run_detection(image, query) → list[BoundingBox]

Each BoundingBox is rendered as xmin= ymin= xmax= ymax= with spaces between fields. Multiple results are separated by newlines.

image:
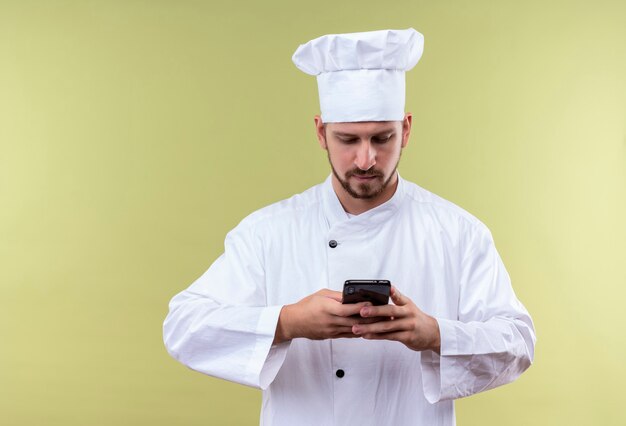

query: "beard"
xmin=327 ymin=151 xmax=401 ymax=200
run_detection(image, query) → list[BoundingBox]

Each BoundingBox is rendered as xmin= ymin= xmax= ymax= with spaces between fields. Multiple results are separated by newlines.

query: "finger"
xmin=352 ymin=318 xmax=411 ymax=335
xmin=333 ymin=301 xmax=372 ymax=317
xmin=331 ymin=315 xmax=370 ymax=327
xmin=360 ymin=304 xmax=403 ymax=319
xmin=361 ymin=330 xmax=407 ymax=342
xmin=317 ymin=289 xmax=343 ymax=302
xmin=354 ymin=316 xmax=386 ymax=324
xmin=390 ymin=286 xmax=409 ymax=306
xmin=331 ymin=326 xmax=358 ymax=336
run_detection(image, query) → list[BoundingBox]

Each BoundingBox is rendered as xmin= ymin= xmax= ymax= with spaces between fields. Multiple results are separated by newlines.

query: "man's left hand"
xmin=352 ymin=285 xmax=441 ymax=354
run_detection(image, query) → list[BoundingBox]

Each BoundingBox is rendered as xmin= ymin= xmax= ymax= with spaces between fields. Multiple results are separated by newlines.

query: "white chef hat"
xmin=292 ymin=28 xmax=424 ymax=123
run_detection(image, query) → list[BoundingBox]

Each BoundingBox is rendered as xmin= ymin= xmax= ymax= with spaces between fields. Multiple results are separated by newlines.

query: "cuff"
xmin=420 ymin=317 xmax=458 ymax=403
xmin=246 ymin=305 xmax=291 ymax=389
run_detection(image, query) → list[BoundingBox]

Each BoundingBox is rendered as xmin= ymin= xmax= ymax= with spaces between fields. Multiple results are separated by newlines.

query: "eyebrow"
xmin=332 ymin=130 xmax=396 ymax=138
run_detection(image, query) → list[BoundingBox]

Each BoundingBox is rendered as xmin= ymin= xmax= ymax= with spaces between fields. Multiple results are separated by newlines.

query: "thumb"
xmin=390 ymin=285 xmax=409 ymax=306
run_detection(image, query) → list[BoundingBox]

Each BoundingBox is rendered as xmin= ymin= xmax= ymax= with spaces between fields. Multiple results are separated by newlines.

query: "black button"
xmin=335 ymin=369 xmax=345 ymax=378
xmin=329 ymin=240 xmax=338 ymax=248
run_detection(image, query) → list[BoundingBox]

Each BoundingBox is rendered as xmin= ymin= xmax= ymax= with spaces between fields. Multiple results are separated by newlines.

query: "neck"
xmin=332 ymin=172 xmax=399 ymax=215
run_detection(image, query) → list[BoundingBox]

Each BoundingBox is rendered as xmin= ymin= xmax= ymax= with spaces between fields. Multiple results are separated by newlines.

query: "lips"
xmin=351 ymin=174 xmax=379 ymax=181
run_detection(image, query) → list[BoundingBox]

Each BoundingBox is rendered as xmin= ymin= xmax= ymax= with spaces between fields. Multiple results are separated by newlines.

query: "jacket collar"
xmin=321 ymin=170 xmax=406 ymax=229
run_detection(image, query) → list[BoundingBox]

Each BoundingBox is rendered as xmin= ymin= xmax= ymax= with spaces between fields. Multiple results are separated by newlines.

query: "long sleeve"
xmin=162 ymin=218 xmax=290 ymax=389
xmin=420 ymin=220 xmax=536 ymax=403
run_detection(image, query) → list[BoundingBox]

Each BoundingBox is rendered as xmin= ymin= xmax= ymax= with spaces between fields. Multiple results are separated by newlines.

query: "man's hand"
xmin=351 ymin=286 xmax=441 ymax=354
xmin=273 ymin=289 xmax=375 ymax=344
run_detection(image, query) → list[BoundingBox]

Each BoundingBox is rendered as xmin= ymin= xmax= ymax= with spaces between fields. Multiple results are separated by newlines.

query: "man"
xmin=163 ymin=28 xmax=536 ymax=425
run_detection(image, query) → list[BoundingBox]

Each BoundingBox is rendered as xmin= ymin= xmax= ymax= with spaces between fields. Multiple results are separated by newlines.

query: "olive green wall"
xmin=1 ymin=0 xmax=624 ymax=424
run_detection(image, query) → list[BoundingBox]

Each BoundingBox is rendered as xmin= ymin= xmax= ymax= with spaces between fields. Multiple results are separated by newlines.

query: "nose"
xmin=354 ymin=141 xmax=376 ymax=171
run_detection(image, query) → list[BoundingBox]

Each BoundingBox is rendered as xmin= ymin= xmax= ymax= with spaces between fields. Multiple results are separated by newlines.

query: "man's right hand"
xmin=273 ymin=289 xmax=373 ymax=344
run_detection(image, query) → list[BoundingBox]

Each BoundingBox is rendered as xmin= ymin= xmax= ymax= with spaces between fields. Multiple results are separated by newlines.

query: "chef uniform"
xmin=163 ymin=28 xmax=536 ymax=426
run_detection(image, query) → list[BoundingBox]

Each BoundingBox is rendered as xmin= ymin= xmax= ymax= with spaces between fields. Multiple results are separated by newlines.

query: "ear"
xmin=401 ymin=112 xmax=412 ymax=149
xmin=314 ymin=115 xmax=328 ymax=150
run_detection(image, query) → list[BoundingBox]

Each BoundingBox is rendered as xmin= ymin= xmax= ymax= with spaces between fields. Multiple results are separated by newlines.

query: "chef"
xmin=163 ymin=28 xmax=536 ymax=426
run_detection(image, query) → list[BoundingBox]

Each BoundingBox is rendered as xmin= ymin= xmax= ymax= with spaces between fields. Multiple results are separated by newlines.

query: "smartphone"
xmin=342 ymin=280 xmax=390 ymax=305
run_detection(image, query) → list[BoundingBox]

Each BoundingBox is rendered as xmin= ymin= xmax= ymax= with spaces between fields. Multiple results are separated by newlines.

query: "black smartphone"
xmin=342 ymin=280 xmax=390 ymax=305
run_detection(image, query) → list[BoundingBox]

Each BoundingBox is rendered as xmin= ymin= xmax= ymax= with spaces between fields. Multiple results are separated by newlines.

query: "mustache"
xmin=347 ymin=169 xmax=383 ymax=178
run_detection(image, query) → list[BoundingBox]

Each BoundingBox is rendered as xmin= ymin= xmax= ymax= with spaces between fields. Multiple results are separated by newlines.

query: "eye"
xmin=339 ymin=138 xmax=358 ymax=144
xmin=373 ymin=135 xmax=392 ymax=144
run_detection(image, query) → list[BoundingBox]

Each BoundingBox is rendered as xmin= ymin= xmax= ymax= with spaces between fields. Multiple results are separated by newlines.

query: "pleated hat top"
xmin=292 ymin=28 xmax=424 ymax=123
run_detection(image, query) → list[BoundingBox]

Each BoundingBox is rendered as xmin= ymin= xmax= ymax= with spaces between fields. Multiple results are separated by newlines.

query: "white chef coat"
xmin=163 ymin=172 xmax=536 ymax=426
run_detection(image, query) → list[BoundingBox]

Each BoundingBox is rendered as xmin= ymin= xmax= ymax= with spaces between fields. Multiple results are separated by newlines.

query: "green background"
xmin=1 ymin=0 xmax=624 ymax=424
